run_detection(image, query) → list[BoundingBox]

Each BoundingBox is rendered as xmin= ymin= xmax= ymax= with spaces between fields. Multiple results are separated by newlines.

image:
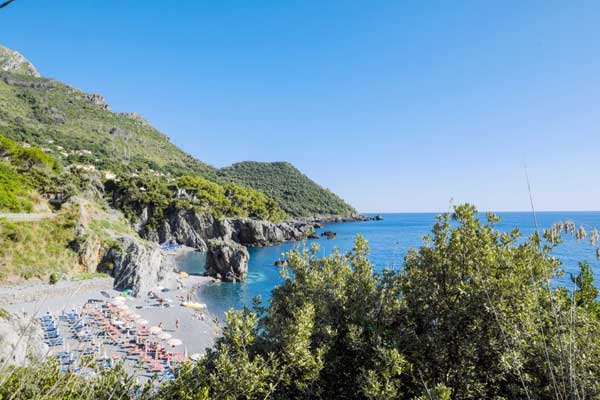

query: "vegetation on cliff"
xmin=107 ymin=173 xmax=288 ymax=227
xmin=219 ymin=161 xmax=356 ymax=217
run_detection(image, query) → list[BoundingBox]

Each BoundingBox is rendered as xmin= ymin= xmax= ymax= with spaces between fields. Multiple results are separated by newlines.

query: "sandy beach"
xmin=0 ymin=248 xmax=219 ymax=379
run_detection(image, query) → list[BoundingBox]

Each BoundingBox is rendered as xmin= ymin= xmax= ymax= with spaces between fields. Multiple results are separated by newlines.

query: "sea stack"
xmin=205 ymin=239 xmax=249 ymax=282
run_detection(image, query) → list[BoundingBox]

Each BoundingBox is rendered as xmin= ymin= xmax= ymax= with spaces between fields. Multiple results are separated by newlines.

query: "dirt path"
xmin=0 ymin=212 xmax=54 ymax=222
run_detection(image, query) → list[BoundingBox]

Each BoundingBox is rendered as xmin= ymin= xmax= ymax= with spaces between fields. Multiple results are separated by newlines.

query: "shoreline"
xmin=0 ymin=267 xmax=219 ymax=370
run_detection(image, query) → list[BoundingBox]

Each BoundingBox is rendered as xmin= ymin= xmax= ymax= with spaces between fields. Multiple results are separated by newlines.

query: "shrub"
xmin=48 ymin=272 xmax=59 ymax=285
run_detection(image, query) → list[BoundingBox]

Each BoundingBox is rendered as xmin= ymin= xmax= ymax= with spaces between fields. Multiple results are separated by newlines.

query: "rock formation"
xmin=321 ymin=230 xmax=337 ymax=239
xmin=0 ymin=45 xmax=40 ymax=77
xmin=0 ymin=313 xmax=47 ymax=366
xmin=138 ymin=208 xmax=311 ymax=250
xmin=100 ymin=235 xmax=177 ymax=296
xmin=205 ymin=239 xmax=249 ymax=282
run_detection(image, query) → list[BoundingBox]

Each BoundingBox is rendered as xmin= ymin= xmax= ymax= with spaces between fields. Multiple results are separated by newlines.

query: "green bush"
xmin=158 ymin=205 xmax=600 ymax=399
xmin=108 ymin=173 xmax=288 ymax=225
xmin=0 ymin=163 xmax=34 ymax=212
xmin=48 ymin=272 xmax=59 ymax=285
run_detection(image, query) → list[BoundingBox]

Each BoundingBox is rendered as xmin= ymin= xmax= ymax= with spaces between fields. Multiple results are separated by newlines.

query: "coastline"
xmin=0 ymin=255 xmax=219 ymax=367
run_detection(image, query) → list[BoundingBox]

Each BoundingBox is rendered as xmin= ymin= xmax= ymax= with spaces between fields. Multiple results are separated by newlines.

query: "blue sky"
xmin=1 ymin=1 xmax=599 ymax=212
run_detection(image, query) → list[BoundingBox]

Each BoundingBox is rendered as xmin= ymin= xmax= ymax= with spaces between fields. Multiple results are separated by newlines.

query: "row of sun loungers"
xmin=38 ymin=300 xmax=186 ymax=381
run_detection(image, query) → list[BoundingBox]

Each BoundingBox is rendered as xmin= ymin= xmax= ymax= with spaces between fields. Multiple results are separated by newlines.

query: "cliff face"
xmin=0 ymin=314 xmax=47 ymax=366
xmin=205 ymin=239 xmax=249 ymax=282
xmin=0 ymin=45 xmax=40 ymax=77
xmin=137 ymin=207 xmax=312 ymax=250
xmin=97 ymin=236 xmax=177 ymax=296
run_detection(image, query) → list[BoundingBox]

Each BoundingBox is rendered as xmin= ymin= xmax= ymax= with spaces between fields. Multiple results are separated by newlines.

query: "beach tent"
xmin=168 ymin=338 xmax=183 ymax=347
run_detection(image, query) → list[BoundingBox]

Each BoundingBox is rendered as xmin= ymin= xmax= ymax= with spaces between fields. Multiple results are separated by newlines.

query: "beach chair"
xmin=149 ymin=363 xmax=164 ymax=373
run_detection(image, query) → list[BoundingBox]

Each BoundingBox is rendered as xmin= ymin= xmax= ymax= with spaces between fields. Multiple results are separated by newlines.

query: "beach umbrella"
xmin=136 ymin=319 xmax=149 ymax=325
xmin=113 ymin=320 xmax=124 ymax=326
xmin=167 ymin=338 xmax=182 ymax=347
xmin=159 ymin=332 xmax=172 ymax=340
xmin=113 ymin=296 xmax=125 ymax=303
xmin=190 ymin=353 xmax=202 ymax=361
xmin=149 ymin=326 xmax=162 ymax=334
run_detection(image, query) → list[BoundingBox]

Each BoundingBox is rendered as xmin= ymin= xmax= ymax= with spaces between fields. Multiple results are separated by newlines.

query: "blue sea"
xmin=176 ymin=212 xmax=600 ymax=318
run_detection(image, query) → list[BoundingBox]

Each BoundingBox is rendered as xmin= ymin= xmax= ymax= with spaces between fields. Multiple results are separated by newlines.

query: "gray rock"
xmin=102 ymin=236 xmax=176 ymax=296
xmin=0 ymin=313 xmax=47 ymax=366
xmin=0 ymin=45 xmax=40 ymax=77
xmin=85 ymin=93 xmax=110 ymax=110
xmin=141 ymin=209 xmax=310 ymax=249
xmin=205 ymin=239 xmax=249 ymax=282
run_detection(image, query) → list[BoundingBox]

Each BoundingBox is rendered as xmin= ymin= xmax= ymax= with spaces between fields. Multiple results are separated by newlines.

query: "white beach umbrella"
xmin=167 ymin=338 xmax=183 ymax=347
xmin=159 ymin=332 xmax=172 ymax=340
xmin=112 ymin=297 xmax=125 ymax=303
xmin=136 ymin=319 xmax=149 ymax=326
xmin=190 ymin=353 xmax=202 ymax=361
xmin=149 ymin=326 xmax=162 ymax=334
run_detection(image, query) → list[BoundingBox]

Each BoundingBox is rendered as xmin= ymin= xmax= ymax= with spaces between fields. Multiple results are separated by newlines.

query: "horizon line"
xmin=360 ymin=210 xmax=600 ymax=214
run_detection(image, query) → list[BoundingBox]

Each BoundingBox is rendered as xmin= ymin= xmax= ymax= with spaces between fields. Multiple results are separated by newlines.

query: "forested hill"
xmin=219 ymin=161 xmax=356 ymax=217
xmin=0 ymin=45 xmax=356 ymax=217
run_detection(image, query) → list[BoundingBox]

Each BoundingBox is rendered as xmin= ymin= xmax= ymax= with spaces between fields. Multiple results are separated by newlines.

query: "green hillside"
xmin=0 ymin=71 xmax=215 ymax=178
xmin=0 ymin=45 xmax=357 ymax=218
xmin=219 ymin=161 xmax=356 ymax=217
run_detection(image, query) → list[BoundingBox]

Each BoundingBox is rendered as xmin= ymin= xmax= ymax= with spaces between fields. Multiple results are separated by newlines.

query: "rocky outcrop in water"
xmin=205 ymin=239 xmax=249 ymax=282
xmin=100 ymin=235 xmax=177 ymax=296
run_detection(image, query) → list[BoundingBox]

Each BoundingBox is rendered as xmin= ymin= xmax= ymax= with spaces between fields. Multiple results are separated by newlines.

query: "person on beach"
xmin=175 ymin=319 xmax=180 ymax=330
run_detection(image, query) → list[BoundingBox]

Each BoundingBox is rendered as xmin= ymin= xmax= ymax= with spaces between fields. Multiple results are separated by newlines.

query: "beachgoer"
xmin=175 ymin=319 xmax=180 ymax=329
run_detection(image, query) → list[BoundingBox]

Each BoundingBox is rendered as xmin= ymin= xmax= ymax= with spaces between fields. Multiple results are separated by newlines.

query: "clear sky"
xmin=1 ymin=1 xmax=599 ymax=212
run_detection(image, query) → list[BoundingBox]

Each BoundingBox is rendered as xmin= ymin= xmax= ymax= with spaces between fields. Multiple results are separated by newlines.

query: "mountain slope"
xmin=0 ymin=72 xmax=215 ymax=178
xmin=219 ymin=161 xmax=356 ymax=217
xmin=0 ymin=45 xmax=356 ymax=218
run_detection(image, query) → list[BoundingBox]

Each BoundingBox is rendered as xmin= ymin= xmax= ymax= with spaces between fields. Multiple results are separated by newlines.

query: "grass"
xmin=0 ymin=207 xmax=80 ymax=281
xmin=71 ymin=272 xmax=110 ymax=281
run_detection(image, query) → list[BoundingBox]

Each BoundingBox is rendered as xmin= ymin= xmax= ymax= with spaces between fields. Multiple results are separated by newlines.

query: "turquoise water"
xmin=177 ymin=212 xmax=600 ymax=317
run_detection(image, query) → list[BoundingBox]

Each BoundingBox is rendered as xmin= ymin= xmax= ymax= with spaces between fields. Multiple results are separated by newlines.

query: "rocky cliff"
xmin=0 ymin=45 xmax=40 ymax=77
xmin=205 ymin=239 xmax=249 ymax=282
xmin=0 ymin=314 xmax=47 ymax=366
xmin=138 ymin=207 xmax=312 ymax=250
xmin=97 ymin=235 xmax=177 ymax=296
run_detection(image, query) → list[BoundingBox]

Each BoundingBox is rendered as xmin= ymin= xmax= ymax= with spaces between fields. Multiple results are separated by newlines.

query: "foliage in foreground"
xmin=159 ymin=205 xmax=600 ymax=399
xmin=3 ymin=205 xmax=600 ymax=399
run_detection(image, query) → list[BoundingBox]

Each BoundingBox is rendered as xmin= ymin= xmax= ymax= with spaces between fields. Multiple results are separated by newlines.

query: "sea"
xmin=175 ymin=212 xmax=600 ymax=318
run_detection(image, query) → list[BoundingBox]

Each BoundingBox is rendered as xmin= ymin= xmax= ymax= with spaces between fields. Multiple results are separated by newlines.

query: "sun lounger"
xmin=149 ymin=363 xmax=164 ymax=373
xmin=45 ymin=337 xmax=65 ymax=346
